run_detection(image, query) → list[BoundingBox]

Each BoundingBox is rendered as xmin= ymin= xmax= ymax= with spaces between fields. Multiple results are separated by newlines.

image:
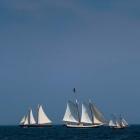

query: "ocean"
xmin=0 ymin=125 xmax=139 ymax=140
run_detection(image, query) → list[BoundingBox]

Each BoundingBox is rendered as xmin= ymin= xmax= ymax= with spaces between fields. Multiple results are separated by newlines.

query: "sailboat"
xmin=63 ymin=100 xmax=106 ymax=128
xmin=109 ymin=120 xmax=122 ymax=129
xmin=19 ymin=105 xmax=52 ymax=127
xmin=109 ymin=115 xmax=128 ymax=129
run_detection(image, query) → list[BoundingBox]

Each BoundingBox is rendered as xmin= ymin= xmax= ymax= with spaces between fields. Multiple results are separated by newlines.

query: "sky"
xmin=0 ymin=0 xmax=140 ymax=124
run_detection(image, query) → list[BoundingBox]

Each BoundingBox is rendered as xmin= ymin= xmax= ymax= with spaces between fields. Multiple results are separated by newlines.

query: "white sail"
xmin=37 ymin=105 xmax=52 ymax=124
xmin=20 ymin=116 xmax=26 ymax=124
xmin=24 ymin=115 xmax=29 ymax=125
xmin=81 ymin=103 xmax=92 ymax=124
xmin=29 ymin=109 xmax=36 ymax=124
xmin=116 ymin=121 xmax=121 ymax=127
xmin=122 ymin=118 xmax=128 ymax=126
xmin=91 ymin=103 xmax=105 ymax=124
xmin=109 ymin=120 xmax=115 ymax=127
xmin=63 ymin=100 xmax=79 ymax=123
xmin=121 ymin=121 xmax=126 ymax=127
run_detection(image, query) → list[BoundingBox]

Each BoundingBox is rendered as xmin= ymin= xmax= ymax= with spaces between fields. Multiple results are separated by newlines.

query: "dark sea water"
xmin=0 ymin=125 xmax=139 ymax=140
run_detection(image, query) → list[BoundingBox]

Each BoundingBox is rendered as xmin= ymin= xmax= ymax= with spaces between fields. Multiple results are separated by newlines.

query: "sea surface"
xmin=0 ymin=125 xmax=139 ymax=140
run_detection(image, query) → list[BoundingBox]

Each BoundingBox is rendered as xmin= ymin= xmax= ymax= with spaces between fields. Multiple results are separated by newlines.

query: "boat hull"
xmin=112 ymin=127 xmax=125 ymax=129
xmin=109 ymin=125 xmax=128 ymax=129
xmin=19 ymin=124 xmax=52 ymax=128
xmin=64 ymin=123 xmax=103 ymax=128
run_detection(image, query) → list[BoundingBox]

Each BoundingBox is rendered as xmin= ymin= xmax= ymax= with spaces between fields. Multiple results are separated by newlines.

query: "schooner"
xmin=109 ymin=115 xmax=128 ymax=129
xmin=63 ymin=100 xmax=106 ymax=128
xmin=19 ymin=105 xmax=52 ymax=127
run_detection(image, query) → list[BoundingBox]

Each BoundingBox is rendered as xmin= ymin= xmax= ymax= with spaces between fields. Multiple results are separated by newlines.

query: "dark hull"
xmin=110 ymin=126 xmax=126 ymax=129
xmin=19 ymin=124 xmax=52 ymax=128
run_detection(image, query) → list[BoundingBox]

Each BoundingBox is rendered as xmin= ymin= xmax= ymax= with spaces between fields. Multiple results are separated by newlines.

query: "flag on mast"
xmin=73 ymin=88 xmax=78 ymax=103
xmin=73 ymin=88 xmax=76 ymax=93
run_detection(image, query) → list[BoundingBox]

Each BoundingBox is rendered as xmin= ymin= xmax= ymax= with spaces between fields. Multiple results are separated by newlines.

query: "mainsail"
xmin=81 ymin=102 xmax=92 ymax=124
xmin=90 ymin=103 xmax=105 ymax=124
xmin=63 ymin=100 xmax=79 ymax=123
xmin=37 ymin=105 xmax=52 ymax=124
xmin=29 ymin=109 xmax=36 ymax=125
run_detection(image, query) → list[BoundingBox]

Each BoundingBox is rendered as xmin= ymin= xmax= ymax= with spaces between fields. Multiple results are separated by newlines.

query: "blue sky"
xmin=0 ymin=0 xmax=140 ymax=124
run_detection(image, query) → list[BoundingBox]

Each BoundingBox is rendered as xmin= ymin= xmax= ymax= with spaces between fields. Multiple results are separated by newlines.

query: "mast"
xmin=37 ymin=104 xmax=40 ymax=124
xmin=73 ymin=88 xmax=80 ymax=124
xmin=119 ymin=114 xmax=123 ymax=126
xmin=89 ymin=100 xmax=94 ymax=124
xmin=24 ymin=115 xmax=29 ymax=125
xmin=28 ymin=108 xmax=30 ymax=124
xmin=29 ymin=108 xmax=36 ymax=125
xmin=81 ymin=102 xmax=92 ymax=124
xmin=76 ymin=100 xmax=80 ymax=124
